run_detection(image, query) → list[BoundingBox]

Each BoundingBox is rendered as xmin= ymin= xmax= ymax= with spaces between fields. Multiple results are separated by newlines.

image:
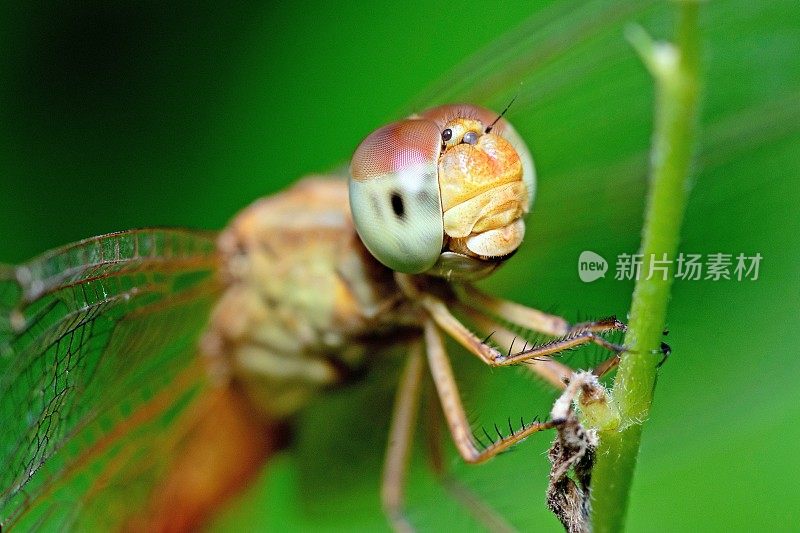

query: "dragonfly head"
xmin=349 ymin=103 xmax=535 ymax=280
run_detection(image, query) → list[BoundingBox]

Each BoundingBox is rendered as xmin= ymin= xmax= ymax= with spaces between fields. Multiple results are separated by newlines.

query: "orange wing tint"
xmin=0 ymin=229 xmax=228 ymax=530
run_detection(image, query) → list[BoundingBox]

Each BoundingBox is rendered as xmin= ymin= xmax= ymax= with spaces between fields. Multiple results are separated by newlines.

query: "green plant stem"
xmin=591 ymin=3 xmax=701 ymax=531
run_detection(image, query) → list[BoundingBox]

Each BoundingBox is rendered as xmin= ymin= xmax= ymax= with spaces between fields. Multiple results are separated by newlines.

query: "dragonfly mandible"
xmin=0 ymin=101 xmax=625 ymax=531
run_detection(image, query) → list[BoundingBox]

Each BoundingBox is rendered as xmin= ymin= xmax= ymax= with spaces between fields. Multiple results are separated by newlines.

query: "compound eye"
xmin=463 ymin=131 xmax=478 ymax=145
xmin=441 ymin=128 xmax=453 ymax=142
xmin=348 ymin=118 xmax=445 ymax=274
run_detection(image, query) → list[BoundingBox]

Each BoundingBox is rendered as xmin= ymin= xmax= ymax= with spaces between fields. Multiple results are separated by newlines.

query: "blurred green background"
xmin=1 ymin=0 xmax=798 ymax=531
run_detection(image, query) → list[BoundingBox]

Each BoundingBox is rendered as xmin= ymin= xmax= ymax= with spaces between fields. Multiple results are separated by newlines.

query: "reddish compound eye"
xmin=348 ymin=104 xmax=536 ymax=280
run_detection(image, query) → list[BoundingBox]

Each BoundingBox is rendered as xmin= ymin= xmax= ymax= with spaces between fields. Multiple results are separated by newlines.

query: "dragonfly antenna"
xmin=485 ymin=93 xmax=519 ymax=134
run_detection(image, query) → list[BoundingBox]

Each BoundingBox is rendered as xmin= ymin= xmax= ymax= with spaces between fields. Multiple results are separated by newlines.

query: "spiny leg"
xmin=459 ymin=300 xmax=624 ymax=412
xmin=459 ymin=303 xmax=624 ymax=401
xmin=501 ymin=331 xmax=624 ymax=366
xmin=458 ymin=303 xmax=572 ymax=390
xmin=457 ymin=286 xmax=570 ymax=337
xmin=455 ymin=287 xmax=672 ymax=377
xmin=423 ymin=319 xmax=555 ymax=464
xmin=381 ymin=342 xmax=424 ymax=533
xmin=590 ymin=338 xmax=672 ymax=378
xmin=458 ymin=285 xmax=628 ymax=339
xmin=423 ymin=382 xmax=518 ymax=533
xmin=457 ymin=285 xmax=637 ymax=378
xmin=421 ymin=293 xmax=625 ymax=368
xmin=456 ymin=302 xmax=625 ymax=394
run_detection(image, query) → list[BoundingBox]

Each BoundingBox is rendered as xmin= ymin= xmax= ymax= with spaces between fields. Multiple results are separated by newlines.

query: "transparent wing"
xmin=0 ymin=229 xmax=220 ymax=530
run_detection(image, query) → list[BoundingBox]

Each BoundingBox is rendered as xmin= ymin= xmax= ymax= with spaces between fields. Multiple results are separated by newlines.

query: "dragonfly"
xmin=0 ymin=3 xmax=661 ymax=531
xmin=0 ymin=101 xmax=627 ymax=531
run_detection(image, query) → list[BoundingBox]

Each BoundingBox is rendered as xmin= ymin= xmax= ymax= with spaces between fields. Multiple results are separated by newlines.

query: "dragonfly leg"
xmin=459 ymin=303 xmax=626 ymax=384
xmin=458 ymin=285 xmax=571 ymax=337
xmin=424 ymin=319 xmax=556 ymax=464
xmin=455 ymin=286 xmax=669 ymax=379
xmin=381 ymin=342 xmax=424 ymax=533
xmin=458 ymin=285 xmax=628 ymax=339
xmin=568 ymin=315 xmax=627 ymax=335
xmin=422 ymin=294 xmax=624 ymax=368
xmin=423 ymin=383 xmax=517 ymax=533
xmin=457 ymin=303 xmax=572 ymax=389
xmin=592 ymin=353 xmax=621 ymax=378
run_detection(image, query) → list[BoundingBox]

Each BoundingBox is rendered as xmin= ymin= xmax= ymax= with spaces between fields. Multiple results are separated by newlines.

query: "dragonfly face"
xmin=349 ymin=104 xmax=535 ymax=279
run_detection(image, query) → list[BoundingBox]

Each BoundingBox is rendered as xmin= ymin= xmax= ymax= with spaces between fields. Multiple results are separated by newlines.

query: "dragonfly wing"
xmin=0 ymin=228 xmax=220 ymax=530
